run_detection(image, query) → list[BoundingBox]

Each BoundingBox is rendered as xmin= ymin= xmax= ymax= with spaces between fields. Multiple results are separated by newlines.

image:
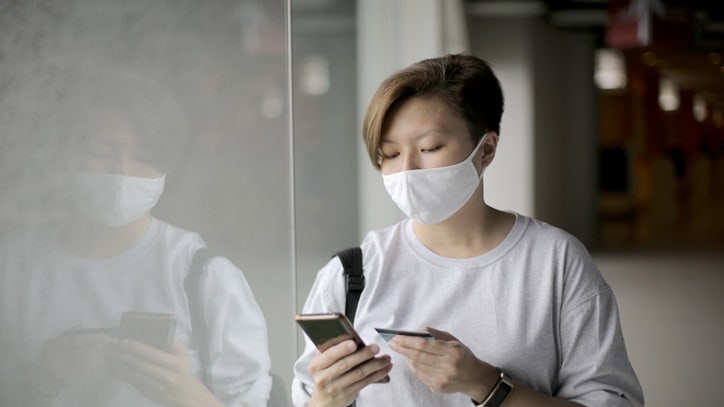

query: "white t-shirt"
xmin=0 ymin=218 xmax=271 ymax=406
xmin=292 ymin=213 xmax=644 ymax=407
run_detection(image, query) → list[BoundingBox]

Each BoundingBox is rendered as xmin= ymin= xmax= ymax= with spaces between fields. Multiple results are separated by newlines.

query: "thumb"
xmin=423 ymin=327 xmax=458 ymax=341
xmin=167 ymin=339 xmax=188 ymax=354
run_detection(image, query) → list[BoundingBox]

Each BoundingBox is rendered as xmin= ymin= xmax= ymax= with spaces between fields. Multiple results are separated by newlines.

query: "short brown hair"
xmin=362 ymin=53 xmax=504 ymax=169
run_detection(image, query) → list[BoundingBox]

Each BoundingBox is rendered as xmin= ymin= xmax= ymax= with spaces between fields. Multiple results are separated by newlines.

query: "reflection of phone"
xmin=119 ymin=311 xmax=176 ymax=350
xmin=295 ymin=313 xmax=365 ymax=352
xmin=374 ymin=328 xmax=434 ymax=343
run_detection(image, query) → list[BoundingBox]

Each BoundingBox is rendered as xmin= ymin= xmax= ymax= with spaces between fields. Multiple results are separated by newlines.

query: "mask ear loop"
xmin=480 ymin=135 xmax=488 ymax=158
xmin=475 ymin=133 xmax=489 ymax=154
xmin=475 ymin=133 xmax=491 ymax=180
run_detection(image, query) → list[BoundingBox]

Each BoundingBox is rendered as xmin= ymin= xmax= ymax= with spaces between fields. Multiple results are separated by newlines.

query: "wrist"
xmin=307 ymin=393 xmax=329 ymax=407
xmin=471 ymin=369 xmax=514 ymax=407
xmin=467 ymin=361 xmax=499 ymax=402
xmin=308 ymin=391 xmax=345 ymax=407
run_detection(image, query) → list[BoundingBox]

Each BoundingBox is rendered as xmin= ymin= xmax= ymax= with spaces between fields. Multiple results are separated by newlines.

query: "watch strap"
xmin=472 ymin=370 xmax=514 ymax=407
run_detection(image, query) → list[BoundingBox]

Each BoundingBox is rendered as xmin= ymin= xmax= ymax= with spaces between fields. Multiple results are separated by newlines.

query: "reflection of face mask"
xmin=71 ymin=172 xmax=165 ymax=227
xmin=382 ymin=135 xmax=487 ymax=224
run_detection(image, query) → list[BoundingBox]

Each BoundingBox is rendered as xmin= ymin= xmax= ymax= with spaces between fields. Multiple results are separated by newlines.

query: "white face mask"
xmin=382 ymin=135 xmax=488 ymax=224
xmin=70 ymin=172 xmax=166 ymax=227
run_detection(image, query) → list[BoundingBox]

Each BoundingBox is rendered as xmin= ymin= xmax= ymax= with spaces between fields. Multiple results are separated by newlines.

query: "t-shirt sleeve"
xmin=557 ymin=284 xmax=644 ymax=407
xmin=291 ymin=257 xmax=346 ymax=407
xmin=200 ymin=257 xmax=272 ymax=406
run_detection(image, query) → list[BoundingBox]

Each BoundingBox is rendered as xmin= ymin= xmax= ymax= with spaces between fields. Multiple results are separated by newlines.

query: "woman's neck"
xmin=61 ymin=215 xmax=151 ymax=259
xmin=412 ymin=200 xmax=514 ymax=259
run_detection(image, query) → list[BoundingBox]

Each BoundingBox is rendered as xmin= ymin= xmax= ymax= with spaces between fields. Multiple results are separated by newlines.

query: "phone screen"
xmin=119 ymin=311 xmax=177 ymax=350
xmin=295 ymin=313 xmax=365 ymax=352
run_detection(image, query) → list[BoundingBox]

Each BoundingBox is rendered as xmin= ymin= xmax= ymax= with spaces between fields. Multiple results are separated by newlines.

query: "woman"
xmin=292 ymin=54 xmax=644 ymax=407
xmin=0 ymin=68 xmax=271 ymax=407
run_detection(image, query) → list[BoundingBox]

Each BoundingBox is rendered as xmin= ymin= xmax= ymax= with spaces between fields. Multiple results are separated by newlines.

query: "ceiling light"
xmin=300 ymin=55 xmax=331 ymax=96
xmin=594 ymin=49 xmax=627 ymax=90
xmin=658 ymin=78 xmax=679 ymax=112
xmin=693 ymin=94 xmax=707 ymax=122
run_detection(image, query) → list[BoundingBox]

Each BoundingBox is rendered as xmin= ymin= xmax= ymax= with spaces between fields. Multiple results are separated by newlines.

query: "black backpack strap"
xmin=184 ymin=247 xmax=221 ymax=387
xmin=333 ymin=246 xmax=363 ymax=407
xmin=334 ymin=247 xmax=364 ymax=323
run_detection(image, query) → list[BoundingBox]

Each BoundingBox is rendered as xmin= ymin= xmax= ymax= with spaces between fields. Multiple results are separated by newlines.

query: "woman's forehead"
xmin=381 ymin=96 xmax=467 ymax=142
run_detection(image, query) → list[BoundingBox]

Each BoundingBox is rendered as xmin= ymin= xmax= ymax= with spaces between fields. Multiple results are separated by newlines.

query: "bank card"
xmin=374 ymin=327 xmax=434 ymax=342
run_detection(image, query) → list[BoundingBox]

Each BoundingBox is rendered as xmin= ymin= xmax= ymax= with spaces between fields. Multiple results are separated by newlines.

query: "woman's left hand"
xmin=105 ymin=339 xmax=223 ymax=407
xmin=388 ymin=327 xmax=498 ymax=401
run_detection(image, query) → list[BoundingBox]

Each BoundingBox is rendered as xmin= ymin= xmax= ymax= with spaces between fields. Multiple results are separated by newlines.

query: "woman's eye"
xmin=382 ymin=152 xmax=399 ymax=159
xmin=421 ymin=145 xmax=442 ymax=153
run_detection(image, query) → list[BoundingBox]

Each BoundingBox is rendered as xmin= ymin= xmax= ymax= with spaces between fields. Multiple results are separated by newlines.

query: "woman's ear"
xmin=480 ymin=132 xmax=498 ymax=166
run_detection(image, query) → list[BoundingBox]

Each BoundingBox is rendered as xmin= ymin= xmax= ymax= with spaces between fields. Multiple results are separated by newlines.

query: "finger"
xmin=310 ymin=343 xmax=389 ymax=400
xmin=389 ymin=335 xmax=441 ymax=356
xmin=312 ymin=340 xmax=373 ymax=371
xmin=389 ymin=338 xmax=459 ymax=371
xmin=352 ymin=357 xmax=393 ymax=389
xmin=326 ymin=347 xmax=387 ymax=386
xmin=388 ymin=339 xmax=435 ymax=365
xmin=106 ymin=345 xmax=188 ymax=391
xmin=112 ymin=339 xmax=180 ymax=369
xmin=425 ymin=327 xmax=457 ymax=341
xmin=109 ymin=361 xmax=172 ymax=400
xmin=310 ymin=343 xmax=381 ymax=390
xmin=329 ymin=355 xmax=393 ymax=394
xmin=106 ymin=343 xmax=184 ymax=388
xmin=167 ymin=340 xmax=189 ymax=355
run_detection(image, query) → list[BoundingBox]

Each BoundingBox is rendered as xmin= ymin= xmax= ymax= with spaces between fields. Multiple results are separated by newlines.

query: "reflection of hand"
xmin=105 ymin=339 xmax=224 ymax=407
xmin=308 ymin=340 xmax=392 ymax=407
xmin=36 ymin=329 xmax=113 ymax=390
xmin=388 ymin=327 xmax=498 ymax=401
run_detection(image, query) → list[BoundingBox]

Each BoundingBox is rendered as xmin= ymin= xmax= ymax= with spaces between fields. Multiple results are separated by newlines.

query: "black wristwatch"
xmin=471 ymin=370 xmax=514 ymax=407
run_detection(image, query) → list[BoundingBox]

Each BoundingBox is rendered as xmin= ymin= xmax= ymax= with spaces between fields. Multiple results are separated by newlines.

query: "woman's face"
xmin=379 ymin=96 xmax=479 ymax=175
xmin=70 ymin=111 xmax=163 ymax=178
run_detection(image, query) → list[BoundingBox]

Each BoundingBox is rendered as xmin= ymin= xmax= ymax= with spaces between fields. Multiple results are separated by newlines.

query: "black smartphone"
xmin=295 ymin=312 xmax=365 ymax=352
xmin=118 ymin=311 xmax=177 ymax=350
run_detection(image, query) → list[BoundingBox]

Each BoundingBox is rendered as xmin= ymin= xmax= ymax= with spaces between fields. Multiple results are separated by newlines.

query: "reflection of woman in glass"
xmin=292 ymin=54 xmax=643 ymax=407
xmin=0 ymin=69 xmax=271 ymax=406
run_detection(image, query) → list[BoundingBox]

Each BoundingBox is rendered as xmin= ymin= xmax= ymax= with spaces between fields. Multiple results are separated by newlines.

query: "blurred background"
xmin=1 ymin=0 xmax=722 ymax=406
xmin=293 ymin=1 xmax=724 ymax=406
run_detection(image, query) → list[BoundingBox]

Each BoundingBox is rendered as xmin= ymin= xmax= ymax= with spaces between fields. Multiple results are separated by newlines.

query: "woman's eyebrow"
xmin=382 ymin=130 xmax=445 ymax=144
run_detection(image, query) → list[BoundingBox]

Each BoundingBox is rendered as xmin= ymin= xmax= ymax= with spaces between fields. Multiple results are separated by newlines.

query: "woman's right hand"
xmin=308 ymin=339 xmax=392 ymax=407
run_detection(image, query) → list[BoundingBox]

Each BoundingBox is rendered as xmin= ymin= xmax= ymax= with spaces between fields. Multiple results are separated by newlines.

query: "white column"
xmin=469 ymin=18 xmax=536 ymax=217
xmin=356 ymin=0 xmax=467 ymax=237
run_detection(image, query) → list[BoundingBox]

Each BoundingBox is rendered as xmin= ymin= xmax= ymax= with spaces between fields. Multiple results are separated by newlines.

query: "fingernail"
xmin=369 ymin=344 xmax=380 ymax=353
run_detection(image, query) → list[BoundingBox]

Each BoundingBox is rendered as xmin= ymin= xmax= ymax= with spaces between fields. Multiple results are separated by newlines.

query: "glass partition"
xmin=1 ymin=1 xmax=293 ymax=406
xmin=291 ymin=0 xmax=359 ymax=323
